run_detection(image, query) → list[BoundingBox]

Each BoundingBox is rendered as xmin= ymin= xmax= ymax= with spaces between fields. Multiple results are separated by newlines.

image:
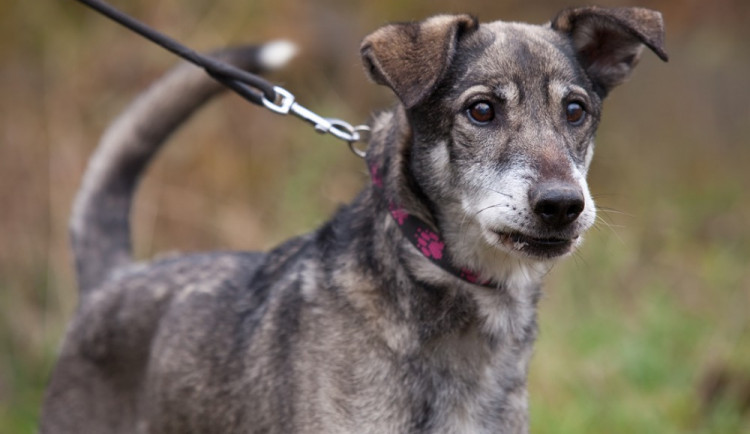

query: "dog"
xmin=41 ymin=6 xmax=667 ymax=433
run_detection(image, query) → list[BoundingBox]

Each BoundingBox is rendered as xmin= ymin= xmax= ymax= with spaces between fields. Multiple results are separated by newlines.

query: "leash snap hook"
xmin=322 ymin=119 xmax=370 ymax=158
xmin=262 ymin=86 xmax=346 ymax=138
xmin=262 ymin=86 xmax=369 ymax=157
xmin=261 ymin=86 xmax=295 ymax=114
xmin=347 ymin=125 xmax=370 ymax=158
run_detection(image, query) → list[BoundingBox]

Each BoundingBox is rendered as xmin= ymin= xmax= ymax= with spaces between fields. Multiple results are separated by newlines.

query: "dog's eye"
xmin=467 ymin=101 xmax=495 ymax=124
xmin=566 ymin=102 xmax=586 ymax=126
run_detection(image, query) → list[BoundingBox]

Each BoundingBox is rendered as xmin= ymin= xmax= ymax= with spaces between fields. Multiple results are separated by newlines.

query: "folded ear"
xmin=551 ymin=7 xmax=668 ymax=97
xmin=361 ymin=15 xmax=478 ymax=108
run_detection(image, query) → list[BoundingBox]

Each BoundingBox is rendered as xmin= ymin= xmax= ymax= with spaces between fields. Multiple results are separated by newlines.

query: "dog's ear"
xmin=551 ymin=7 xmax=668 ymax=97
xmin=361 ymin=15 xmax=478 ymax=108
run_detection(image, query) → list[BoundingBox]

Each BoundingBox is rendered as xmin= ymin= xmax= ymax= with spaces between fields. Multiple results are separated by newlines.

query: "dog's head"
xmin=361 ymin=8 xmax=667 ymax=279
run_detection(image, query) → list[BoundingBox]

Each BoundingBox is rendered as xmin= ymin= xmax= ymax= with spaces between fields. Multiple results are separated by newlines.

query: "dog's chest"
xmin=332 ymin=277 xmax=539 ymax=432
xmin=434 ymin=338 xmax=532 ymax=433
xmin=349 ymin=331 xmax=533 ymax=433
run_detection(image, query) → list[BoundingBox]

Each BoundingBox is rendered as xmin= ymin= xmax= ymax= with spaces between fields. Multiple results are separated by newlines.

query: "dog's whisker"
xmin=595 ymin=213 xmax=626 ymax=230
xmin=482 ymin=186 xmax=514 ymax=199
xmin=475 ymin=202 xmax=512 ymax=217
xmin=570 ymin=250 xmax=588 ymax=270
xmin=596 ymin=205 xmax=632 ymax=218
xmin=594 ymin=215 xmax=625 ymax=245
xmin=577 ymin=249 xmax=588 ymax=265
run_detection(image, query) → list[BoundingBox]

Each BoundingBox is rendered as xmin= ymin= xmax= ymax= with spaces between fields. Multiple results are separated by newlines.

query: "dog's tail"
xmin=70 ymin=41 xmax=297 ymax=295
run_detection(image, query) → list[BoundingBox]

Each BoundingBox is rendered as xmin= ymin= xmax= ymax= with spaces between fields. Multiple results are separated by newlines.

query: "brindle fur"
xmin=41 ymin=7 xmax=667 ymax=433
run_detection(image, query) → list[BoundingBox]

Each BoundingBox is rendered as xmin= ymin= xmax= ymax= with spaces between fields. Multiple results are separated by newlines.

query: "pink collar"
xmin=370 ymin=163 xmax=498 ymax=288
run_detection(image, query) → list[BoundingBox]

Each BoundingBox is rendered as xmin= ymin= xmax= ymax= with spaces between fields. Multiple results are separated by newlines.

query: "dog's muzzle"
xmin=492 ymin=181 xmax=585 ymax=259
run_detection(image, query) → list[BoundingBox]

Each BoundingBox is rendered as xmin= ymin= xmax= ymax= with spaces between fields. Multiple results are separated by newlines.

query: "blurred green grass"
xmin=2 ymin=0 xmax=749 ymax=432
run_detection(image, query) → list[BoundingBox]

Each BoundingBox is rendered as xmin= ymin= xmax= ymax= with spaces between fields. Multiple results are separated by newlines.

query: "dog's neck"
xmin=368 ymin=160 xmax=496 ymax=287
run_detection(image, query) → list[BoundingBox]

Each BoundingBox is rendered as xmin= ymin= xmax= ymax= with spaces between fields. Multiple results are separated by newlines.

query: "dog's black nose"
xmin=529 ymin=183 xmax=585 ymax=229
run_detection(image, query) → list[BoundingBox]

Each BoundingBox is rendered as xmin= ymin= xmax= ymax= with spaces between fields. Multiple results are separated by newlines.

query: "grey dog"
xmin=41 ymin=6 xmax=667 ymax=433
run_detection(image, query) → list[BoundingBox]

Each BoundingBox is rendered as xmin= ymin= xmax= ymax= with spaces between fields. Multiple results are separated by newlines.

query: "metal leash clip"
xmin=263 ymin=86 xmax=370 ymax=157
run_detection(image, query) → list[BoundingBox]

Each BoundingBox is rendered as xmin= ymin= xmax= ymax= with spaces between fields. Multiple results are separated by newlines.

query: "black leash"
xmin=73 ymin=0 xmax=369 ymax=150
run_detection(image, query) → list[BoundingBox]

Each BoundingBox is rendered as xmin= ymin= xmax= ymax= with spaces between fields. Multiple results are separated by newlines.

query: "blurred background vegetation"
xmin=1 ymin=0 xmax=749 ymax=432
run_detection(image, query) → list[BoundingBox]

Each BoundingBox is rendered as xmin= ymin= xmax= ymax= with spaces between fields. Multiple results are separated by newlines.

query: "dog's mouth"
xmin=493 ymin=231 xmax=578 ymax=259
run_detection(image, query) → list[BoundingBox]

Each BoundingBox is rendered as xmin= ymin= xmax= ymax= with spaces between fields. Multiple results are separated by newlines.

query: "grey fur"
xmin=41 ymin=7 xmax=666 ymax=433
